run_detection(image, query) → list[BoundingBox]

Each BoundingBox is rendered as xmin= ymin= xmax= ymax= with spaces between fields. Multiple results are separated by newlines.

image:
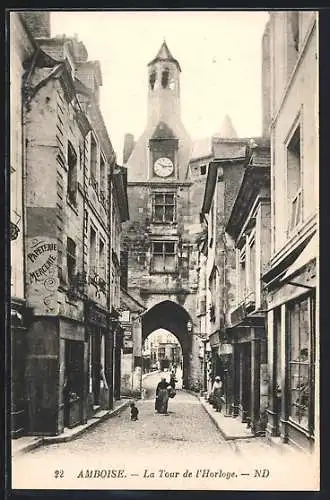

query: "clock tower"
xmin=122 ymin=42 xmax=201 ymax=394
xmin=124 ymin=41 xmax=192 ymax=182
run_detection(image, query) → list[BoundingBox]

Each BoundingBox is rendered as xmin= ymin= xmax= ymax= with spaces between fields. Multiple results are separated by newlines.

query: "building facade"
xmin=262 ymin=11 xmax=318 ymax=451
xmin=10 ymin=12 xmax=36 ymax=438
xmin=199 ymin=135 xmax=250 ymax=405
xmin=225 ymin=140 xmax=271 ymax=434
xmin=11 ymin=14 xmax=128 ymax=436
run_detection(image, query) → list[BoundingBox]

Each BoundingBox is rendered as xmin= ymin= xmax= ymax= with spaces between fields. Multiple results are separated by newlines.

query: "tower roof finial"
xmin=148 ymin=40 xmax=181 ymax=72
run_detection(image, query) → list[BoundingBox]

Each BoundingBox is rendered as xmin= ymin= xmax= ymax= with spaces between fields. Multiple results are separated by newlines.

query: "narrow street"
xmin=13 ymin=372 xmax=230 ymax=466
xmin=12 ymin=371 xmax=312 ymax=490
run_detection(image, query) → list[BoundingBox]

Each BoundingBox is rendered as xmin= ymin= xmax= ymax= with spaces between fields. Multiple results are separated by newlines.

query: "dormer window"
xmin=150 ymin=70 xmax=156 ymax=90
xmin=161 ymin=68 xmax=170 ymax=88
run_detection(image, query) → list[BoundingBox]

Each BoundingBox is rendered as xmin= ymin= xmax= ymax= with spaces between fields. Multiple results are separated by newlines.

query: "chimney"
xmin=261 ymin=20 xmax=271 ymax=138
xmin=20 ymin=11 xmax=51 ymax=38
xmin=123 ymin=134 xmax=135 ymax=164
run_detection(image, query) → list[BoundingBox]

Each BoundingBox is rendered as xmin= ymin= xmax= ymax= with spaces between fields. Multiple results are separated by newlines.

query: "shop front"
xmin=60 ymin=320 xmax=86 ymax=430
xmin=24 ymin=316 xmax=86 ymax=436
xmin=229 ymin=315 xmax=267 ymax=435
xmin=264 ymin=246 xmax=316 ymax=451
xmin=85 ymin=301 xmax=112 ymax=417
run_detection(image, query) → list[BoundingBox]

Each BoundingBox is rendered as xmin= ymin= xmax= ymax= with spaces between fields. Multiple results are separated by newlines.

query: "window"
xmin=90 ymin=135 xmax=98 ymax=192
xmin=89 ymin=227 xmax=97 ymax=277
xmin=161 ymin=68 xmax=169 ymax=88
xmin=99 ymin=155 xmax=106 ymax=208
xmin=152 ymin=192 xmax=176 ymax=223
xmin=151 ymin=241 xmax=176 ymax=273
xmin=67 ymin=237 xmax=76 ymax=285
xmin=100 ymin=154 xmax=105 ymax=186
xmin=120 ymin=250 xmax=128 ymax=290
xmin=248 ymin=237 xmax=256 ymax=295
xmin=239 ymin=248 xmax=246 ymax=303
xmin=158 ymin=347 xmax=165 ymax=359
xmin=200 ymin=165 xmax=207 ymax=176
xmin=99 ymin=238 xmax=105 ymax=280
xmin=287 ymin=126 xmax=302 ymax=232
xmin=149 ymin=70 xmax=156 ymax=90
xmin=67 ymin=141 xmax=77 ymax=205
xmin=288 ymin=295 xmax=314 ymax=432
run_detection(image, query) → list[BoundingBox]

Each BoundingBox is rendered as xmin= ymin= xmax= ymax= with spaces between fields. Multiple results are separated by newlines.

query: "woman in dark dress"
xmin=155 ymin=377 xmax=169 ymax=414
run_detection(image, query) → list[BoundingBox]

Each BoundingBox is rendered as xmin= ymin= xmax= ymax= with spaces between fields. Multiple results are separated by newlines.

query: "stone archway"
xmin=142 ymin=300 xmax=192 ymax=388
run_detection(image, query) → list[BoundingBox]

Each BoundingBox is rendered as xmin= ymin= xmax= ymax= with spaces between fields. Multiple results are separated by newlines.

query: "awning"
xmin=280 ymin=233 xmax=318 ymax=283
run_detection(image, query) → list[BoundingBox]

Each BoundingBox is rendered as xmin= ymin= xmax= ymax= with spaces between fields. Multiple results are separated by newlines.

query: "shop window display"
xmin=288 ymin=296 xmax=313 ymax=430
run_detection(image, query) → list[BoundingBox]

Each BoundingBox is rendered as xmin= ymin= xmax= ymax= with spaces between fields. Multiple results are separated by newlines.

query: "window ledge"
xmin=271 ymin=213 xmax=317 ymax=268
xmin=285 ymin=417 xmax=314 ymax=439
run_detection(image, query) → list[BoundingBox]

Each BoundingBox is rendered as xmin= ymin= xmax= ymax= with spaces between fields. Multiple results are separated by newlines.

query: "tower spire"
xmin=148 ymin=40 xmax=181 ymax=72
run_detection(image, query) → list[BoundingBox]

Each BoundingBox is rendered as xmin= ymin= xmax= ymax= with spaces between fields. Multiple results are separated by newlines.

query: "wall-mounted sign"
xmin=120 ymin=310 xmax=130 ymax=322
xmin=26 ymin=237 xmax=59 ymax=314
xmin=121 ymin=322 xmax=133 ymax=350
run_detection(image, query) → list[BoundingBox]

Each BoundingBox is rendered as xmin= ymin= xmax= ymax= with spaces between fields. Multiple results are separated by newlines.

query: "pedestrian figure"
xmin=211 ymin=376 xmax=223 ymax=412
xmin=130 ymin=402 xmax=139 ymax=421
xmin=169 ymin=372 xmax=177 ymax=389
xmin=155 ymin=377 xmax=169 ymax=414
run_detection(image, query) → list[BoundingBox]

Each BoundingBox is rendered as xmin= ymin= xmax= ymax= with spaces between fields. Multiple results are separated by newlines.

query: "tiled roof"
xmin=190 ymin=138 xmax=213 ymax=160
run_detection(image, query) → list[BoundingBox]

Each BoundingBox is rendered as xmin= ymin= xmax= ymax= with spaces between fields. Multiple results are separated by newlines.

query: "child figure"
xmin=130 ymin=402 xmax=139 ymax=421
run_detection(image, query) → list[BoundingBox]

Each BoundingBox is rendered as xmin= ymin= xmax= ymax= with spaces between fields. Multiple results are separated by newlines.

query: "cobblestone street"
xmin=12 ymin=372 xmax=314 ymax=490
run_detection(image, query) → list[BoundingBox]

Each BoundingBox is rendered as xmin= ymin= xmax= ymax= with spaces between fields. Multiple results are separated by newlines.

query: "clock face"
xmin=153 ymin=157 xmax=174 ymax=177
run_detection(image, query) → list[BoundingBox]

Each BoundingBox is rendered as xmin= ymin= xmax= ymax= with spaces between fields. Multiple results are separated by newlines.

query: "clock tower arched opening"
xmin=141 ymin=300 xmax=193 ymax=389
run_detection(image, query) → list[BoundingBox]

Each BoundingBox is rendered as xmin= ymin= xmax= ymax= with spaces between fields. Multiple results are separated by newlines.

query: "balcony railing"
xmin=67 ymin=271 xmax=88 ymax=299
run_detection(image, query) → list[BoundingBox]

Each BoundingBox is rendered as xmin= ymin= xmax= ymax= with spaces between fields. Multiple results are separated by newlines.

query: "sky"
xmin=50 ymin=10 xmax=269 ymax=163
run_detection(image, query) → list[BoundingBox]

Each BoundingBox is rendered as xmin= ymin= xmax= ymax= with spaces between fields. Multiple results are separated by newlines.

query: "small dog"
xmin=130 ymin=402 xmax=139 ymax=421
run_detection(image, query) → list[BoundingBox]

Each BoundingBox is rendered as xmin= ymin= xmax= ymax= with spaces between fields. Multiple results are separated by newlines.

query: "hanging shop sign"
xmin=219 ymin=343 xmax=233 ymax=355
xmin=119 ymin=310 xmax=131 ymax=322
xmin=121 ymin=321 xmax=133 ymax=353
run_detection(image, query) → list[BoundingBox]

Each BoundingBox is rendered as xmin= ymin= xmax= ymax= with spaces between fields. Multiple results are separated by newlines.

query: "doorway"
xmin=64 ymin=340 xmax=84 ymax=428
xmin=239 ymin=342 xmax=252 ymax=423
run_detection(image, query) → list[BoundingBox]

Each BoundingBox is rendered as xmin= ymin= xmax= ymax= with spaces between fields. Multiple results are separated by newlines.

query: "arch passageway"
xmin=142 ymin=300 xmax=192 ymax=388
